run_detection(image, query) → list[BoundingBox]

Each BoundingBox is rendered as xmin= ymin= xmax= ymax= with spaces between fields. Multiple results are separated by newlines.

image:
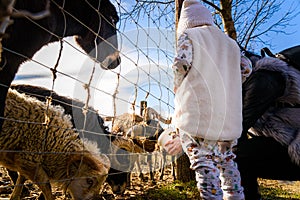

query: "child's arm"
xmin=172 ymin=33 xmax=193 ymax=93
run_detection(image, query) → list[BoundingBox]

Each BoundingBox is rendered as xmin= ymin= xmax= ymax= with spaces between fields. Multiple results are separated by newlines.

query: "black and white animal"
xmin=0 ymin=0 xmax=120 ymax=134
xmin=9 ymin=84 xmax=136 ymax=195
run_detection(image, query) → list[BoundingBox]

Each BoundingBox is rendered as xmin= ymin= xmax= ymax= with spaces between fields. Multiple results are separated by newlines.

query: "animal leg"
xmin=36 ymin=180 xmax=53 ymax=200
xmin=171 ymin=155 xmax=176 ymax=180
xmin=27 ymin=167 xmax=54 ymax=200
xmin=10 ymin=174 xmax=26 ymax=200
xmin=147 ymin=154 xmax=155 ymax=182
xmin=136 ymin=156 xmax=145 ymax=181
xmin=153 ymin=151 xmax=158 ymax=172
xmin=159 ymin=150 xmax=166 ymax=180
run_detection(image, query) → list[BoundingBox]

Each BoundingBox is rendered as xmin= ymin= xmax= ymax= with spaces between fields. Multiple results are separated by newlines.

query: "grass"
xmin=132 ymin=180 xmax=200 ymax=200
xmin=130 ymin=179 xmax=300 ymax=200
xmin=259 ymin=179 xmax=300 ymax=200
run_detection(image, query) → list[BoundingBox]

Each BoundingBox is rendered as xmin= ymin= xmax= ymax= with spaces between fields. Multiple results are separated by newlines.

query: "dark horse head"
xmin=0 ymin=0 xmax=120 ymax=131
xmin=70 ymin=0 xmax=121 ymax=70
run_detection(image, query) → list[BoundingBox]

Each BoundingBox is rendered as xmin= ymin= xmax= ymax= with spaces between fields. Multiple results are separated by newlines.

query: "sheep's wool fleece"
xmin=250 ymin=57 xmax=300 ymax=166
xmin=174 ymin=26 xmax=242 ymax=141
xmin=0 ymin=89 xmax=107 ymax=181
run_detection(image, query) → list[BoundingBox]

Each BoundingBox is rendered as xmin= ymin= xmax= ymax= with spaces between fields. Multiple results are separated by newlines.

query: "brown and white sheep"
xmin=0 ymin=89 xmax=110 ymax=200
xmin=9 ymin=84 xmax=136 ymax=195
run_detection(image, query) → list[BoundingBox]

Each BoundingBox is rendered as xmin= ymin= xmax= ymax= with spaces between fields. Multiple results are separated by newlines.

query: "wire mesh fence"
xmin=0 ymin=0 xmax=178 ymax=198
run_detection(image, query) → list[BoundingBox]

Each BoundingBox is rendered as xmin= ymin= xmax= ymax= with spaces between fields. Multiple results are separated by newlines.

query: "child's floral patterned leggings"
xmin=180 ymin=131 xmax=245 ymax=200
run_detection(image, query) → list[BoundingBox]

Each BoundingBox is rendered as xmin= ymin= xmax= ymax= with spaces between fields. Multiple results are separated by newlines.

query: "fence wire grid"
xmin=0 ymin=0 xmax=178 ymax=196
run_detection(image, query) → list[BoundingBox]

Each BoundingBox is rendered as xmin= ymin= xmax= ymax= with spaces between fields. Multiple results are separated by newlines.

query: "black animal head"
xmin=106 ymin=168 xmax=129 ymax=194
xmin=106 ymin=138 xmax=137 ymax=194
xmin=73 ymin=0 xmax=120 ymax=69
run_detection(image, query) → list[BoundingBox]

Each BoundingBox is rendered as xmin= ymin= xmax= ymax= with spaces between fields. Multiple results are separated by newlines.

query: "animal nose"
xmin=100 ymin=51 xmax=121 ymax=70
xmin=108 ymin=55 xmax=121 ymax=69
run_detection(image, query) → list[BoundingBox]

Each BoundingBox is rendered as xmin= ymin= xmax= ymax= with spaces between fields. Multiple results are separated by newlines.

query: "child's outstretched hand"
xmin=164 ymin=136 xmax=182 ymax=155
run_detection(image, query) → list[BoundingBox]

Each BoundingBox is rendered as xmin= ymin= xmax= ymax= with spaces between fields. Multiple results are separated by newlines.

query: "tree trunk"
xmin=175 ymin=0 xmax=183 ymax=40
xmin=220 ymin=0 xmax=237 ymax=40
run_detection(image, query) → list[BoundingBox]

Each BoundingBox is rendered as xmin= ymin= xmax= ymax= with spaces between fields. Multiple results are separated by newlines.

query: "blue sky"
xmin=116 ymin=1 xmax=300 ymax=54
xmin=273 ymin=15 xmax=300 ymax=52
xmin=13 ymin=0 xmax=300 ymax=118
xmin=261 ymin=1 xmax=300 ymax=53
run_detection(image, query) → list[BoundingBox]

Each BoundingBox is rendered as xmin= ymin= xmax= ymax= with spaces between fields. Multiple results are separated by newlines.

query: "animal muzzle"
xmin=112 ymin=183 xmax=127 ymax=194
xmin=100 ymin=50 xmax=121 ymax=70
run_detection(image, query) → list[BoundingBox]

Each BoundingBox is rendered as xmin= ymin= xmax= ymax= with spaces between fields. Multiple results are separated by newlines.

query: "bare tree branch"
xmin=202 ymin=0 xmax=221 ymax=12
xmin=123 ymin=0 xmax=299 ymax=50
xmin=138 ymin=0 xmax=173 ymax=4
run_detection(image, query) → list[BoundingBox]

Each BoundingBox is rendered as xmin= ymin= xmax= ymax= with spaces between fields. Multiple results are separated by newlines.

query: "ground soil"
xmin=1 ymin=163 xmax=299 ymax=200
xmin=0 ymin=158 xmax=176 ymax=200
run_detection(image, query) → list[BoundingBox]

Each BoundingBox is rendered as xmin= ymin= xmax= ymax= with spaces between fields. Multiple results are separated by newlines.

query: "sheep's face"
xmin=67 ymin=152 xmax=110 ymax=200
xmin=67 ymin=174 xmax=107 ymax=200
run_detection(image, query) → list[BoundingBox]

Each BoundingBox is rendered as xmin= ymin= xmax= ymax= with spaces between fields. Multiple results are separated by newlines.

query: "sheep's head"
xmin=66 ymin=152 xmax=110 ymax=200
xmin=111 ymin=113 xmax=143 ymax=134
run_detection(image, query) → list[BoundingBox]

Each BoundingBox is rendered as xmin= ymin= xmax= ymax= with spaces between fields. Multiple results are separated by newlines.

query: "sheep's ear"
xmin=67 ymin=152 xmax=84 ymax=177
xmin=67 ymin=152 xmax=109 ymax=177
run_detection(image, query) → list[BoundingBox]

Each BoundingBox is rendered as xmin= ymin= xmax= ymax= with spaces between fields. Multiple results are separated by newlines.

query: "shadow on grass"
xmin=261 ymin=186 xmax=300 ymax=200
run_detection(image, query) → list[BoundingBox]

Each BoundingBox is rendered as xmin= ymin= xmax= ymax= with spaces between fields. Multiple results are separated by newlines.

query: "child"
xmin=170 ymin=1 xmax=245 ymax=199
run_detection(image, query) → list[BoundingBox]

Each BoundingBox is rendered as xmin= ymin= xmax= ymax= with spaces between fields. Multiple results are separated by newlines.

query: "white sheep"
xmin=0 ymin=89 xmax=110 ymax=200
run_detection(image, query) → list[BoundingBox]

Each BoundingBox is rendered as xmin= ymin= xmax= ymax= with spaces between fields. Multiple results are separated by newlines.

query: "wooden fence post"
xmin=174 ymin=0 xmax=196 ymax=183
